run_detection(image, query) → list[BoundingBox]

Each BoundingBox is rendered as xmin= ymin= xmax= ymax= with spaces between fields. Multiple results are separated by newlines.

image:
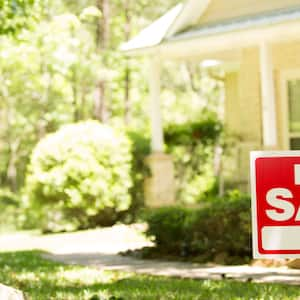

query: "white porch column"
xmin=149 ymin=56 xmax=164 ymax=152
xmin=144 ymin=55 xmax=175 ymax=206
xmin=259 ymin=42 xmax=277 ymax=148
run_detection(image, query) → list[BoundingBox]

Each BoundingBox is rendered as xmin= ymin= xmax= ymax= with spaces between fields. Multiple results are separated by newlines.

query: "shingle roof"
xmin=167 ymin=6 xmax=300 ymax=42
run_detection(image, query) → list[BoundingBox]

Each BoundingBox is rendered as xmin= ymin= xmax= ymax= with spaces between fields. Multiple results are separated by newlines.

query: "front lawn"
xmin=0 ymin=251 xmax=299 ymax=300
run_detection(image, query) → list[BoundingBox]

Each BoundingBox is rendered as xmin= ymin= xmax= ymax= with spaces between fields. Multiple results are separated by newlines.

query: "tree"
xmin=0 ymin=0 xmax=224 ymax=201
xmin=0 ymin=14 xmax=97 ymax=189
xmin=0 ymin=0 xmax=39 ymax=35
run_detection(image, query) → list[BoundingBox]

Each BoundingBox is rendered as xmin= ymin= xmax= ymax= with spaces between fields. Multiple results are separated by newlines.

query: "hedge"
xmin=142 ymin=192 xmax=251 ymax=263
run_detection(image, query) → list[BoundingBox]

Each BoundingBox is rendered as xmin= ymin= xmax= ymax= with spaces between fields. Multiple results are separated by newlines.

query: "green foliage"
xmin=0 ymin=189 xmax=21 ymax=231
xmin=0 ymin=0 xmax=227 ymax=232
xmin=0 ymin=188 xmax=19 ymax=206
xmin=126 ymin=129 xmax=150 ymax=215
xmin=0 ymin=13 xmax=95 ymax=190
xmin=142 ymin=192 xmax=251 ymax=263
xmin=165 ymin=116 xmax=222 ymax=146
xmin=0 ymin=0 xmax=225 ymax=201
xmin=0 ymin=251 xmax=298 ymax=300
xmin=187 ymin=191 xmax=251 ymax=261
xmin=164 ymin=114 xmax=223 ymax=203
xmin=24 ymin=121 xmax=133 ymax=231
xmin=0 ymin=0 xmax=39 ymax=35
xmin=142 ymin=206 xmax=190 ymax=253
xmin=0 ymin=1 xmax=153 ymax=191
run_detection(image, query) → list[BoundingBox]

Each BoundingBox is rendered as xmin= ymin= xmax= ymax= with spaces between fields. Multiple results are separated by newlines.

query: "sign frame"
xmin=250 ymin=150 xmax=300 ymax=259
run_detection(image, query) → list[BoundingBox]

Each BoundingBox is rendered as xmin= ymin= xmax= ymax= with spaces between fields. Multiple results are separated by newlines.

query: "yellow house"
xmin=122 ymin=0 xmax=300 ymax=204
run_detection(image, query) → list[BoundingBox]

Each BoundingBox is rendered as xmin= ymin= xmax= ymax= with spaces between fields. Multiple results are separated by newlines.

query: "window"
xmin=287 ymin=79 xmax=300 ymax=150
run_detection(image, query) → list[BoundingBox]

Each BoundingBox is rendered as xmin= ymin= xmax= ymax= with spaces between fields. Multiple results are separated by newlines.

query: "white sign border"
xmin=250 ymin=150 xmax=300 ymax=259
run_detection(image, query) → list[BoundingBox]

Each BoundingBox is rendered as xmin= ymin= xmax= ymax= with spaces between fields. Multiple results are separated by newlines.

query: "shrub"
xmin=142 ymin=192 xmax=251 ymax=262
xmin=0 ymin=189 xmax=21 ymax=231
xmin=0 ymin=188 xmax=19 ymax=206
xmin=187 ymin=192 xmax=251 ymax=259
xmin=24 ymin=121 xmax=133 ymax=231
xmin=142 ymin=206 xmax=190 ymax=253
xmin=126 ymin=129 xmax=150 ymax=217
xmin=164 ymin=114 xmax=223 ymax=203
xmin=164 ymin=116 xmax=222 ymax=147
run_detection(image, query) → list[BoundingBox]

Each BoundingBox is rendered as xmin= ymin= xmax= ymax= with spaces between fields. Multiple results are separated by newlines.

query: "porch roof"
xmin=121 ymin=3 xmax=300 ymax=55
xmin=168 ymin=6 xmax=300 ymax=42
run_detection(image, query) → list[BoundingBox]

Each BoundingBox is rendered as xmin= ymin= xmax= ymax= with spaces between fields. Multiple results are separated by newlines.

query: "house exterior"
xmin=122 ymin=0 xmax=300 ymax=205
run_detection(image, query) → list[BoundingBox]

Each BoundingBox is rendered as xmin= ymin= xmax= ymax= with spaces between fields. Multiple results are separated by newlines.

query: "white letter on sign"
xmin=266 ymin=188 xmax=294 ymax=221
xmin=295 ymin=164 xmax=300 ymax=185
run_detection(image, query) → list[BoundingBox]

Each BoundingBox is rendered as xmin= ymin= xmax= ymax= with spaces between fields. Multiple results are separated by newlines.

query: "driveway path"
xmin=1 ymin=224 xmax=300 ymax=285
xmin=43 ymin=252 xmax=300 ymax=285
xmin=0 ymin=224 xmax=151 ymax=254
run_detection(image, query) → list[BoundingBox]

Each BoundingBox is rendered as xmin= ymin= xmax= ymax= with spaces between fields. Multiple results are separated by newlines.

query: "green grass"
xmin=0 ymin=251 xmax=299 ymax=300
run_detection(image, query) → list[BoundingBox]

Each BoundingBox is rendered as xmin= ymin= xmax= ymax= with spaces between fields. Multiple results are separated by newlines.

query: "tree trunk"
xmin=124 ymin=63 xmax=131 ymax=125
xmin=94 ymin=80 xmax=106 ymax=121
xmin=6 ymin=140 xmax=20 ymax=192
xmin=71 ymin=66 xmax=80 ymax=122
xmin=124 ymin=0 xmax=131 ymax=125
xmin=94 ymin=0 xmax=110 ymax=122
xmin=96 ymin=0 xmax=109 ymax=50
xmin=79 ymin=86 xmax=87 ymax=120
xmin=4 ymin=100 xmax=19 ymax=192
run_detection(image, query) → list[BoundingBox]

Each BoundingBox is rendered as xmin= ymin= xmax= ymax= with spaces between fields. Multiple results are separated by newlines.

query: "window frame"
xmin=280 ymin=69 xmax=300 ymax=150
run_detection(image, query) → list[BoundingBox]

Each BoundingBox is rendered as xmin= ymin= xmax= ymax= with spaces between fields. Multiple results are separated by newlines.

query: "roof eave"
xmin=157 ymin=19 xmax=300 ymax=59
xmin=120 ymin=0 xmax=212 ymax=55
xmin=120 ymin=3 xmax=183 ymax=54
xmin=122 ymin=8 xmax=300 ymax=58
xmin=120 ymin=45 xmax=160 ymax=56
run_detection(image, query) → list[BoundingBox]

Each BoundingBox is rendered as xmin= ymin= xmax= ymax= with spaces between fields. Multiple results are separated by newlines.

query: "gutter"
xmin=122 ymin=7 xmax=300 ymax=58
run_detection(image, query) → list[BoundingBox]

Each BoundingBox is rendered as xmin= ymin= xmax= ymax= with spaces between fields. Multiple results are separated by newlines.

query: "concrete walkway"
xmin=43 ymin=252 xmax=300 ymax=285
xmin=0 ymin=224 xmax=152 ymax=254
xmin=2 ymin=224 xmax=300 ymax=285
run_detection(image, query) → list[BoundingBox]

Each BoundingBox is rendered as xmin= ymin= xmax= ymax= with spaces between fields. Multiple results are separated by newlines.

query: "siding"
xmin=224 ymin=47 xmax=262 ymax=185
xmin=225 ymin=48 xmax=262 ymax=143
xmin=238 ymin=48 xmax=262 ymax=143
xmin=224 ymin=40 xmax=300 ymax=184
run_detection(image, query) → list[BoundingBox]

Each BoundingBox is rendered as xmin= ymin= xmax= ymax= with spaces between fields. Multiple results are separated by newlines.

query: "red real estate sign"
xmin=251 ymin=151 xmax=300 ymax=258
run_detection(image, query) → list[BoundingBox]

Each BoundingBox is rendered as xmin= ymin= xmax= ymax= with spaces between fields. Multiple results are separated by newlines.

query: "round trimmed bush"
xmin=25 ymin=121 xmax=132 ymax=231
